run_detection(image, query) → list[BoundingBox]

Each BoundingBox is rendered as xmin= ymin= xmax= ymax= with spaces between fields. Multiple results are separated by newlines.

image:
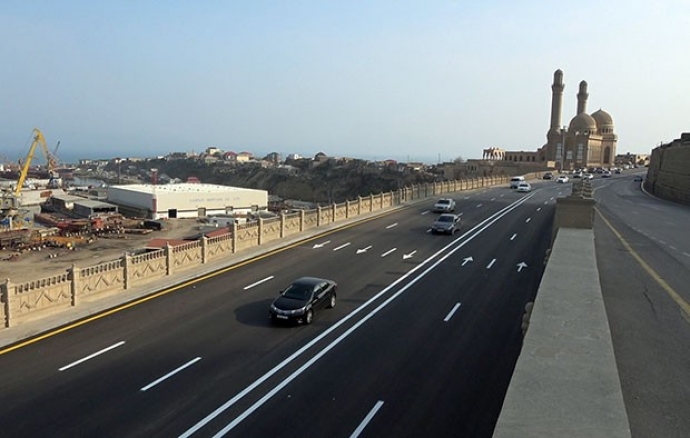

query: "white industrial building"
xmin=106 ymin=183 xmax=268 ymax=219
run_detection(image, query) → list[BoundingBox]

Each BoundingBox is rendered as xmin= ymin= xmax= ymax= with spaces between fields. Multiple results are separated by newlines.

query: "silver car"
xmin=431 ymin=213 xmax=461 ymax=235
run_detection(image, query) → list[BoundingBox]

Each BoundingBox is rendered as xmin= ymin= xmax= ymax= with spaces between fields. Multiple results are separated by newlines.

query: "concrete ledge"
xmin=493 ymin=228 xmax=631 ymax=438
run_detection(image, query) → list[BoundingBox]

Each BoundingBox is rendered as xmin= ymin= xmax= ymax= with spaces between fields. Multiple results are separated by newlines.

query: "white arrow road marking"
xmin=141 ymin=357 xmax=202 ymax=392
xmin=381 ymin=248 xmax=397 ymax=258
xmin=312 ymin=240 xmax=331 ymax=249
xmin=486 ymin=258 xmax=497 ymax=269
xmin=59 ymin=341 xmax=125 ymax=371
xmin=403 ymin=250 xmax=416 ymax=260
xmin=517 ymin=262 xmax=528 ymax=272
xmin=356 ymin=246 xmax=372 ymax=254
xmin=444 ymin=303 xmax=462 ymax=322
xmin=351 ymin=401 xmax=385 ymax=438
xmin=525 ymin=217 xmax=532 ymax=223
xmin=333 ymin=242 xmax=351 ymax=251
xmin=386 ymin=223 xmax=398 ymax=229
xmin=462 ymin=257 xmax=473 ymax=266
xmin=510 ymin=233 xmax=517 ymax=241
xmin=244 ymin=276 xmax=275 ymax=290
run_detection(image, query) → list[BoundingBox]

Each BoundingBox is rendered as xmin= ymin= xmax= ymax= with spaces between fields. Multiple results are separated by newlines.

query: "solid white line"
xmin=486 ymin=259 xmax=496 ymax=269
xmin=386 ymin=223 xmax=398 ymax=229
xmin=350 ymin=401 xmax=385 ymax=438
xmin=179 ymin=193 xmax=536 ymax=438
xmin=140 ymin=357 xmax=202 ymax=392
xmin=59 ymin=341 xmax=125 ymax=371
xmin=381 ymin=248 xmax=397 ymax=257
xmin=510 ymin=233 xmax=517 ymax=241
xmin=333 ymin=242 xmax=351 ymax=251
xmin=444 ymin=303 xmax=462 ymax=322
xmin=243 ymin=276 xmax=275 ymax=290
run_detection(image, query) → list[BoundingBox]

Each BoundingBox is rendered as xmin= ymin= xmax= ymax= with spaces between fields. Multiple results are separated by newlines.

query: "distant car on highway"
xmin=516 ymin=182 xmax=532 ymax=192
xmin=582 ymin=173 xmax=594 ymax=180
xmin=269 ymin=277 xmax=337 ymax=325
xmin=556 ymin=175 xmax=570 ymax=183
xmin=601 ymin=170 xmax=612 ymax=178
xmin=634 ymin=176 xmax=644 ymax=182
xmin=510 ymin=176 xmax=526 ymax=188
xmin=432 ymin=198 xmax=456 ymax=213
xmin=431 ymin=213 xmax=461 ymax=235
xmin=543 ymin=172 xmax=554 ymax=180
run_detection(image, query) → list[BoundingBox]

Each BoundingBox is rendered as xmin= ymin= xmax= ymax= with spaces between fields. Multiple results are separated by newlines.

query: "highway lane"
xmin=593 ymin=172 xmax=690 ymax=438
xmin=180 ymin=186 xmax=557 ymax=437
xmin=0 ymin=183 xmax=556 ymax=437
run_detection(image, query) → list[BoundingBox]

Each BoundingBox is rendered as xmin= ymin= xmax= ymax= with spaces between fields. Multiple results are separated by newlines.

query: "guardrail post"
xmin=280 ymin=211 xmax=286 ymax=237
xmin=369 ymin=194 xmax=374 ymax=212
xmin=258 ymin=217 xmax=264 ymax=245
xmin=332 ymin=203 xmax=337 ymax=223
xmin=69 ymin=264 xmax=78 ymax=306
xmin=123 ymin=253 xmax=131 ymax=290
xmin=166 ymin=243 xmax=173 ymax=276
xmin=232 ymin=221 xmax=238 ymax=253
xmin=2 ymin=278 xmax=10 ymax=328
xmin=201 ymin=235 xmax=208 ymax=264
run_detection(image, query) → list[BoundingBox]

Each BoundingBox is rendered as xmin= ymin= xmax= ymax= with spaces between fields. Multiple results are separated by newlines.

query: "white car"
xmin=432 ymin=198 xmax=456 ymax=213
xmin=556 ymin=175 xmax=569 ymax=183
xmin=516 ymin=182 xmax=532 ymax=192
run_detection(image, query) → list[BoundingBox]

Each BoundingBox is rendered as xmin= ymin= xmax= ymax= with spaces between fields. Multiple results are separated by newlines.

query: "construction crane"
xmin=14 ymin=128 xmax=57 ymax=197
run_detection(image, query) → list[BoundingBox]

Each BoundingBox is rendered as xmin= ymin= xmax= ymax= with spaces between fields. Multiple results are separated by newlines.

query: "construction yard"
xmin=0 ymin=218 xmax=208 ymax=284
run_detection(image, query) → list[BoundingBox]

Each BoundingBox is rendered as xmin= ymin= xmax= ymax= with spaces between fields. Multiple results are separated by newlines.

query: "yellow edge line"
xmin=0 ymin=207 xmax=407 ymax=356
xmin=595 ymin=207 xmax=690 ymax=319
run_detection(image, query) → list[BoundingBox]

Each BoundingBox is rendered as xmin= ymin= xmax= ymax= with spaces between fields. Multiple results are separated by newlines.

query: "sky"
xmin=1 ymin=1 xmax=689 ymax=165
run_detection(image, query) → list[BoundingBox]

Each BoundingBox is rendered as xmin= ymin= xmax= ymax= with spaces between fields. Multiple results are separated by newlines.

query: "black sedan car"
xmin=269 ymin=277 xmax=337 ymax=324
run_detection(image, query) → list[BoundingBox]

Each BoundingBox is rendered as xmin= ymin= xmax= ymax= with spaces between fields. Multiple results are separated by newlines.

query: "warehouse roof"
xmin=109 ymin=183 xmax=266 ymax=195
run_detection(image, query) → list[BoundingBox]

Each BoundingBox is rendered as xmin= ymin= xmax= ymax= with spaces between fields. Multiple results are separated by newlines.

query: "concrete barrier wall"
xmin=494 ymin=179 xmax=631 ymax=437
xmin=0 ymin=176 xmax=509 ymax=329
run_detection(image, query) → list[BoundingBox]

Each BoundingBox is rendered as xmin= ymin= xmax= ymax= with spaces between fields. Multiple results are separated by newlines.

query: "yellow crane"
xmin=14 ymin=128 xmax=57 ymax=196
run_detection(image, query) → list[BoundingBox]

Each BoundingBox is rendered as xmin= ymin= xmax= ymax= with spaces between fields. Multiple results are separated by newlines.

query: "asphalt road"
xmin=593 ymin=172 xmax=690 ymax=438
xmin=0 ymin=182 xmax=561 ymax=437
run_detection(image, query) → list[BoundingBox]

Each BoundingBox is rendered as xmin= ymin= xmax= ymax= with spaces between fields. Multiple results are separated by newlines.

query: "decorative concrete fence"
xmin=1 ymin=176 xmax=511 ymax=328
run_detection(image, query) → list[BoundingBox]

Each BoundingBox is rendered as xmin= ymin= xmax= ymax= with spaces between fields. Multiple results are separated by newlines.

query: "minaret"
xmin=550 ymin=69 xmax=565 ymax=130
xmin=577 ymin=80 xmax=589 ymax=114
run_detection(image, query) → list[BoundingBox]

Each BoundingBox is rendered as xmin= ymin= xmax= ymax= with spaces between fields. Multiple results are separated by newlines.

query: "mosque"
xmin=478 ymin=69 xmax=618 ymax=172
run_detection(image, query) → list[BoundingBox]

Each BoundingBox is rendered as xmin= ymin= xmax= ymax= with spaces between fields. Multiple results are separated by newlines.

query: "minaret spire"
xmin=550 ymin=69 xmax=565 ymax=130
xmin=577 ymin=80 xmax=589 ymax=114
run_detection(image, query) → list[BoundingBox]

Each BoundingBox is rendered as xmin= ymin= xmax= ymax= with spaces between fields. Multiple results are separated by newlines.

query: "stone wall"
xmin=1 ymin=176 xmax=514 ymax=329
xmin=645 ymin=133 xmax=690 ymax=205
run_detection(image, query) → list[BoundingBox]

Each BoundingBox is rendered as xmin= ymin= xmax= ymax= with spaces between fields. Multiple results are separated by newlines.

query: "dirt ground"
xmin=0 ymin=218 xmax=211 ymax=285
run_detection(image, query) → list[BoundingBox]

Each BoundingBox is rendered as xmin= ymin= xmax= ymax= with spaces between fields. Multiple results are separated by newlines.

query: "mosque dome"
xmin=591 ymin=109 xmax=614 ymax=128
xmin=569 ymin=112 xmax=597 ymax=132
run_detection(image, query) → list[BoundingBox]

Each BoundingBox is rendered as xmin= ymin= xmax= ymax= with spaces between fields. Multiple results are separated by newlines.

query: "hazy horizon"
xmin=2 ymin=1 xmax=688 ymax=165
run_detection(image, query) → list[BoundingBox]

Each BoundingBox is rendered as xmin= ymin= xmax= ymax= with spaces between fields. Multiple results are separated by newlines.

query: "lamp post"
xmin=559 ymin=126 xmax=567 ymax=173
xmin=150 ymin=168 xmax=158 ymax=219
xmin=115 ymin=158 xmax=121 ymax=184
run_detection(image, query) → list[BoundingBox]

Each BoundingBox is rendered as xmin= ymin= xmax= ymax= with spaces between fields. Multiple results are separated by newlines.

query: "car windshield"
xmin=437 ymin=216 xmax=454 ymax=223
xmin=282 ymin=283 xmax=314 ymax=300
xmin=437 ymin=200 xmax=450 ymax=205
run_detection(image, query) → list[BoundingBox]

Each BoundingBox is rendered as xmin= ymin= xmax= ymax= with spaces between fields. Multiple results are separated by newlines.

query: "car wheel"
xmin=304 ymin=309 xmax=314 ymax=325
xmin=327 ymin=293 xmax=336 ymax=309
